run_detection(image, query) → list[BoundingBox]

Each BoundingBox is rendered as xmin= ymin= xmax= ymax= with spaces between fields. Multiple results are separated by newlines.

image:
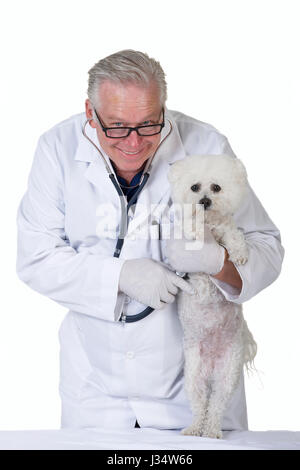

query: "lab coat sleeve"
xmin=210 ymin=184 xmax=284 ymax=303
xmin=16 ymin=135 xmax=125 ymax=322
xmin=203 ymin=134 xmax=284 ymax=303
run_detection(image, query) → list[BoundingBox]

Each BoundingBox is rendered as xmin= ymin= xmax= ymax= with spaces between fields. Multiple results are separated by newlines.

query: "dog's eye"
xmin=211 ymin=184 xmax=221 ymax=192
xmin=191 ymin=183 xmax=201 ymax=192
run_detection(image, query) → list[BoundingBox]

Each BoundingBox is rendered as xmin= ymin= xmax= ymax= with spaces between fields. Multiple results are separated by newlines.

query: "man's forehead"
xmin=106 ymin=109 xmax=160 ymax=121
xmin=98 ymin=81 xmax=160 ymax=108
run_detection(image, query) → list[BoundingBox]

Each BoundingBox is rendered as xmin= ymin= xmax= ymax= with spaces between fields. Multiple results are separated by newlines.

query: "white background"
xmin=0 ymin=0 xmax=299 ymax=432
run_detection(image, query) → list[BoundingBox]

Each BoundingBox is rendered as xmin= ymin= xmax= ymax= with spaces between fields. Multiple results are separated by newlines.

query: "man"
xmin=16 ymin=50 xmax=284 ymax=431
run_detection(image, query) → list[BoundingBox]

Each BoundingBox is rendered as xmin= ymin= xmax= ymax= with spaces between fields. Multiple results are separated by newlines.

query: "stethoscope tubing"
xmin=82 ymin=117 xmax=173 ymax=323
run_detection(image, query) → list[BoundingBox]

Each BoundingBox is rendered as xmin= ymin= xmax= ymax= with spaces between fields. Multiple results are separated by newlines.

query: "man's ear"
xmin=85 ymin=99 xmax=97 ymax=129
xmin=167 ymin=159 xmax=186 ymax=186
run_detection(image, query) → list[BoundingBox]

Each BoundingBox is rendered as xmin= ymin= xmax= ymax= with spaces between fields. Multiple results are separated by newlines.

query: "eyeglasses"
xmin=93 ymin=107 xmax=165 ymax=138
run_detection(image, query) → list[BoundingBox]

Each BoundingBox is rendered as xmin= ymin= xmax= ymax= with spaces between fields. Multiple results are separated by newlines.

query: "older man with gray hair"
xmin=16 ymin=50 xmax=284 ymax=431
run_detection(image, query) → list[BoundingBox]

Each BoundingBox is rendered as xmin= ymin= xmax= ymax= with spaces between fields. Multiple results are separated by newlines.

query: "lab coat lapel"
xmin=74 ymin=121 xmax=120 ymax=208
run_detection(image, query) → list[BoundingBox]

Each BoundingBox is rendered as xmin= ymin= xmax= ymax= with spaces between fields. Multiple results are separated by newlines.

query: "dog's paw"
xmin=181 ymin=424 xmax=203 ymax=437
xmin=228 ymin=247 xmax=248 ymax=265
xmin=230 ymin=254 xmax=248 ymax=265
xmin=201 ymin=429 xmax=223 ymax=439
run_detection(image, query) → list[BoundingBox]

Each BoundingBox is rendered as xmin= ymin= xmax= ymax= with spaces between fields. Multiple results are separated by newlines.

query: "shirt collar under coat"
xmin=74 ymin=108 xmax=187 ymax=230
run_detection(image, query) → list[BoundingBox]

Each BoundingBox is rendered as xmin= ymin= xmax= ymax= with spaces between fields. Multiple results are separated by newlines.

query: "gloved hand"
xmin=165 ymin=225 xmax=226 ymax=275
xmin=118 ymin=258 xmax=195 ymax=309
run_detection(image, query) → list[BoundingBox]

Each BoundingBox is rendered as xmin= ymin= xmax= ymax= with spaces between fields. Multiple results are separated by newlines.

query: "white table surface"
xmin=0 ymin=428 xmax=299 ymax=450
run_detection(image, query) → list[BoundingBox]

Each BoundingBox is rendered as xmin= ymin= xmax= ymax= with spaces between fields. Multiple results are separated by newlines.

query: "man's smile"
xmin=116 ymin=147 xmax=146 ymax=157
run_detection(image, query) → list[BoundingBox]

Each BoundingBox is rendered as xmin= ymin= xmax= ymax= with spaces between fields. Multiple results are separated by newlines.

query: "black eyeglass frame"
xmin=93 ymin=107 xmax=165 ymax=138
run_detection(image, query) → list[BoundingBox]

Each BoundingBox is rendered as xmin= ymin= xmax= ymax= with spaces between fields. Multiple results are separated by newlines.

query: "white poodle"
xmin=167 ymin=154 xmax=257 ymax=439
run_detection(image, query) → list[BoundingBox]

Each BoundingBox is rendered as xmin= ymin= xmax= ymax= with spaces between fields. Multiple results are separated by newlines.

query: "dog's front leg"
xmin=219 ymin=220 xmax=248 ymax=266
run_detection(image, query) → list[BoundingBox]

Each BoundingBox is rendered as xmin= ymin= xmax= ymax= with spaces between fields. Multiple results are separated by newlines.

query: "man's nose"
xmin=124 ymin=129 xmax=143 ymax=147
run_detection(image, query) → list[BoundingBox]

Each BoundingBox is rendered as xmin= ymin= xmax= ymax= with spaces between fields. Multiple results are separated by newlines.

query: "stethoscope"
xmin=82 ymin=117 xmax=174 ymax=323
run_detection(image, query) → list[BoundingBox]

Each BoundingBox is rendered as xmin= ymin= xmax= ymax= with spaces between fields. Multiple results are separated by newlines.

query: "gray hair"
xmin=87 ymin=49 xmax=167 ymax=108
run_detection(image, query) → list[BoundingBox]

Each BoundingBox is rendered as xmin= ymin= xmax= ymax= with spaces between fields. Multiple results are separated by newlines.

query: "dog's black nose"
xmin=199 ymin=197 xmax=212 ymax=210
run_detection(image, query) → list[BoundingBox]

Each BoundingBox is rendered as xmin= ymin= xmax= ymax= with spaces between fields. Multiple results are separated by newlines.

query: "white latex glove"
xmin=119 ymin=258 xmax=195 ymax=309
xmin=165 ymin=225 xmax=226 ymax=275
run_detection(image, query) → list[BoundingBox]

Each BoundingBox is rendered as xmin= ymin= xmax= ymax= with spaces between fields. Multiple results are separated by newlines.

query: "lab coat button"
xmin=126 ymin=351 xmax=134 ymax=359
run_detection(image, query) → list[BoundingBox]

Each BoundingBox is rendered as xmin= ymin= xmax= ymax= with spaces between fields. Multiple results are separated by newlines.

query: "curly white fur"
xmin=168 ymin=154 xmax=257 ymax=439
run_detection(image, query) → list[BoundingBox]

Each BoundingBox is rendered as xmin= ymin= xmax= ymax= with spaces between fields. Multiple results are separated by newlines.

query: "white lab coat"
xmin=16 ymin=109 xmax=284 ymax=430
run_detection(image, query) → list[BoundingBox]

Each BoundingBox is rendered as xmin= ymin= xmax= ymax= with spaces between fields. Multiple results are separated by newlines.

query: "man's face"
xmin=85 ymin=81 xmax=163 ymax=182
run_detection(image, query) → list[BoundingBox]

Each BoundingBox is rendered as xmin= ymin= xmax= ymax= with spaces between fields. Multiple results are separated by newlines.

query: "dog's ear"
xmin=167 ymin=159 xmax=186 ymax=185
xmin=233 ymin=157 xmax=248 ymax=182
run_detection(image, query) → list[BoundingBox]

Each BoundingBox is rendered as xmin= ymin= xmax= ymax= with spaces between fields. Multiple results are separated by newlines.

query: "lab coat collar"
xmin=74 ymin=108 xmax=187 ymax=214
xmin=74 ymin=115 xmax=121 ymax=206
xmin=74 ymin=116 xmax=101 ymax=163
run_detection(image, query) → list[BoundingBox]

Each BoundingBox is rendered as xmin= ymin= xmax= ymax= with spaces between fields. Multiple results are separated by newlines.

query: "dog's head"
xmin=168 ymin=154 xmax=248 ymax=215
